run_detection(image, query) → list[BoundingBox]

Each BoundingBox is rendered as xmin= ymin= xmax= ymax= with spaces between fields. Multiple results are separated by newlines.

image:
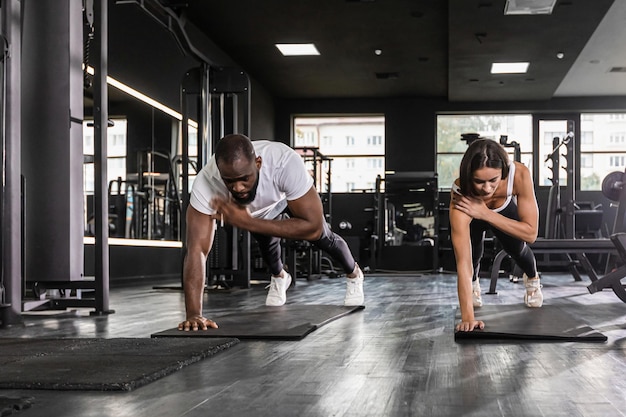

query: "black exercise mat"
xmin=0 ymin=337 xmax=239 ymax=391
xmin=0 ymin=396 xmax=34 ymax=416
xmin=152 ymin=304 xmax=365 ymax=340
xmin=454 ymin=304 xmax=607 ymax=342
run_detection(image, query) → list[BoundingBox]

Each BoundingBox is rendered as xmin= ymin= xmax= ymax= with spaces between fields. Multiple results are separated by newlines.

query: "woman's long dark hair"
xmin=458 ymin=139 xmax=510 ymax=197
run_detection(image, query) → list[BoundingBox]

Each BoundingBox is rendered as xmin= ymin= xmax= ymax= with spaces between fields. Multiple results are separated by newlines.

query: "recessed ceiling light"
xmin=491 ymin=62 xmax=529 ymax=74
xmin=275 ymin=43 xmax=320 ymax=56
xmin=504 ymin=0 xmax=556 ymax=15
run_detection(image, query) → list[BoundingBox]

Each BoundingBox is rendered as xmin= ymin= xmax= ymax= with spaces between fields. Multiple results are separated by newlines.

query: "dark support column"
xmin=92 ymin=0 xmax=112 ymax=315
xmin=1 ymin=0 xmax=23 ymax=326
xmin=21 ymin=1 xmax=83 ymax=285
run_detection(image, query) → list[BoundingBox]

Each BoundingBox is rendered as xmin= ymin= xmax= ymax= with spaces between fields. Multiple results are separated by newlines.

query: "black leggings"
xmin=251 ymin=217 xmax=356 ymax=276
xmin=470 ymin=200 xmax=537 ymax=281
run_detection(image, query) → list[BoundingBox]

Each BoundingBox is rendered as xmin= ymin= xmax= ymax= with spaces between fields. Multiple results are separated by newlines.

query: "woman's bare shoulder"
xmin=512 ymin=161 xmax=535 ymax=193
xmin=514 ymin=161 xmax=532 ymax=178
xmin=513 ymin=160 xmax=530 ymax=173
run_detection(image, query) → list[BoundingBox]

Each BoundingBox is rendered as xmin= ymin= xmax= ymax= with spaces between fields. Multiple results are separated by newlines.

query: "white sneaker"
xmin=523 ymin=274 xmax=543 ymax=308
xmin=472 ymin=280 xmax=483 ymax=308
xmin=265 ymin=272 xmax=292 ymax=306
xmin=344 ymin=267 xmax=364 ymax=306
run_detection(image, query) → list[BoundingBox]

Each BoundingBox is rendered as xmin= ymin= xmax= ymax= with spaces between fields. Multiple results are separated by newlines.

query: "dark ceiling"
xmin=165 ymin=0 xmax=619 ymax=102
xmin=104 ymin=0 xmax=624 ymax=105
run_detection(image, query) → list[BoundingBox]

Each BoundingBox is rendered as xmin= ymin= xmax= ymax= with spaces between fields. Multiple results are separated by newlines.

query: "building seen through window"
xmin=293 ymin=116 xmax=385 ymax=192
xmin=580 ymin=113 xmax=626 ymax=190
xmin=436 ymin=113 xmax=626 ymax=191
xmin=436 ymin=114 xmax=533 ymax=189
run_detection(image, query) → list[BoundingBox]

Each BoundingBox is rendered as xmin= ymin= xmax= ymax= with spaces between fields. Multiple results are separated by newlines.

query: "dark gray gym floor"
xmin=1 ymin=272 xmax=626 ymax=417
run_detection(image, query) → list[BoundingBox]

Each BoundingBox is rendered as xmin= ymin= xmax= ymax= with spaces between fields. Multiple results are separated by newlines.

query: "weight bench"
xmin=587 ymin=233 xmax=626 ymax=303
xmin=487 ymin=237 xmax=617 ymax=295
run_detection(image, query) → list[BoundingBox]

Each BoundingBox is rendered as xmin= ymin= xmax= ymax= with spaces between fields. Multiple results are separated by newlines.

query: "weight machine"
xmin=179 ymin=66 xmax=253 ymax=290
xmin=295 ymin=147 xmax=333 ymax=224
xmin=583 ymin=169 xmax=626 ymax=301
xmin=499 ymin=135 xmax=521 ymax=163
xmin=285 ymin=147 xmax=335 ymax=280
xmin=496 ymin=124 xmax=591 ymax=281
xmin=600 ymin=169 xmax=626 ymax=271
xmin=488 ymin=127 xmax=626 ymax=302
xmin=372 ymin=172 xmax=439 ymax=272
xmin=128 ymin=150 xmax=182 ymax=240
xmin=459 ymin=133 xmax=521 ymax=162
xmin=544 ymin=126 xmax=576 ymax=240
xmin=540 ymin=125 xmax=605 ymax=276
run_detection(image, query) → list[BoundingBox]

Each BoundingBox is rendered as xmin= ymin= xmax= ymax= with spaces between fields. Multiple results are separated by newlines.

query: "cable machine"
xmin=373 ymin=172 xmax=439 ymax=272
xmin=295 ymin=147 xmax=333 ymax=223
xmin=179 ymin=66 xmax=252 ymax=290
xmin=287 ymin=147 xmax=334 ymax=279
xmin=544 ymin=123 xmax=576 ymax=240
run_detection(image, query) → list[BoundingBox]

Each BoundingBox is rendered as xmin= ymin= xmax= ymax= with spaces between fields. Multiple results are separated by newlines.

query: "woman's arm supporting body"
xmin=450 ymin=162 xmax=539 ymax=332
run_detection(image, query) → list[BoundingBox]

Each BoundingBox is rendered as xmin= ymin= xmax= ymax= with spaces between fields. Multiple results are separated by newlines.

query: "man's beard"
xmin=231 ymin=175 xmax=259 ymax=205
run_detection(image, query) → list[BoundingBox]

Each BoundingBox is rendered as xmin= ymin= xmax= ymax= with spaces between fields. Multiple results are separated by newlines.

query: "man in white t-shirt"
xmin=178 ymin=134 xmax=365 ymax=331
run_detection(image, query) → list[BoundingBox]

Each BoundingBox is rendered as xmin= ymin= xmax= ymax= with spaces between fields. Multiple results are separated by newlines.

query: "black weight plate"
xmin=602 ymin=171 xmax=624 ymax=201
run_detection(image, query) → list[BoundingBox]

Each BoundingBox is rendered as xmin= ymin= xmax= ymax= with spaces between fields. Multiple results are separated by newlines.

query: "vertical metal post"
xmin=92 ymin=0 xmax=112 ymax=315
xmin=373 ymin=174 xmax=383 ymax=271
xmin=1 ymin=0 xmax=22 ymax=326
xmin=180 ymin=77 xmax=190 ymax=247
xmin=201 ymin=63 xmax=211 ymax=167
xmin=180 ymin=67 xmax=204 ymax=246
xmin=549 ymin=136 xmax=560 ymax=239
xmin=564 ymin=121 xmax=576 ymax=239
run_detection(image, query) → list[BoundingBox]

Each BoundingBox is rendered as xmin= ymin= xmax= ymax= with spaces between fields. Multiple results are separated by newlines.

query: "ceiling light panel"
xmin=491 ymin=62 xmax=530 ymax=74
xmin=275 ymin=43 xmax=320 ymax=56
xmin=504 ymin=0 xmax=557 ymax=15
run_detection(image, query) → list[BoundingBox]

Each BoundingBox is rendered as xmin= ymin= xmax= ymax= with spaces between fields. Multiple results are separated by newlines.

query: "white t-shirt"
xmin=189 ymin=140 xmax=314 ymax=219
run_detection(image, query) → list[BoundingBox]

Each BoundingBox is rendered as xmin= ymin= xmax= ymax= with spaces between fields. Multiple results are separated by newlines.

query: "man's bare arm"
xmin=178 ymin=206 xmax=219 ymax=331
xmin=213 ymin=186 xmax=325 ymax=241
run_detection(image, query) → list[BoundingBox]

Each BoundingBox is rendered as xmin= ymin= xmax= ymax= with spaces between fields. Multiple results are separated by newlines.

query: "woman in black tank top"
xmin=449 ymin=139 xmax=542 ymax=332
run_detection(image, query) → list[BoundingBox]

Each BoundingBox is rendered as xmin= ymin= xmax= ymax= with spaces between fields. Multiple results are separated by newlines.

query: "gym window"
xmin=580 ymin=113 xmax=626 ymax=190
xmin=581 ymin=131 xmax=593 ymax=144
xmin=82 ymin=118 xmax=128 ymax=194
xmin=436 ymin=114 xmax=533 ymax=189
xmin=293 ymin=115 xmax=385 ymax=193
xmin=83 ymin=118 xmax=128 ymax=234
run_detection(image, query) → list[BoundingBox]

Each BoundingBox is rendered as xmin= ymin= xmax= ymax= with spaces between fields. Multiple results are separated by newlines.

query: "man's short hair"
xmin=215 ymin=134 xmax=256 ymax=167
